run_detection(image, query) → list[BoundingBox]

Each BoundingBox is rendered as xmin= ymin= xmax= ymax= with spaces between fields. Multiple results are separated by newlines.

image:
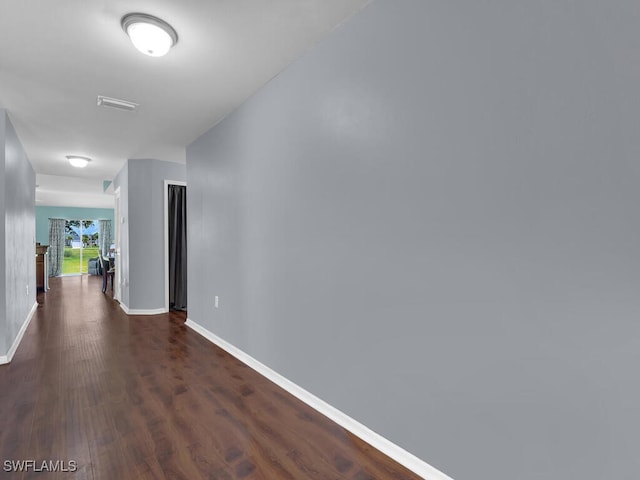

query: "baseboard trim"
xmin=119 ymin=303 xmax=167 ymax=315
xmin=0 ymin=302 xmax=38 ymax=365
xmin=185 ymin=317 xmax=452 ymax=480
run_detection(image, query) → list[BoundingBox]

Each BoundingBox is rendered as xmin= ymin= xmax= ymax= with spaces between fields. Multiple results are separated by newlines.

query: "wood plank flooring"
xmin=0 ymin=276 xmax=423 ymax=479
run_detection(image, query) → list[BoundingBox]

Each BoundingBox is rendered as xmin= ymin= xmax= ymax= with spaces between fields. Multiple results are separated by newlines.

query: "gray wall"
xmin=114 ymin=159 xmax=186 ymax=311
xmin=186 ymin=1 xmax=640 ymax=479
xmin=0 ymin=112 xmax=6 ymax=354
xmin=0 ymin=110 xmax=36 ymax=356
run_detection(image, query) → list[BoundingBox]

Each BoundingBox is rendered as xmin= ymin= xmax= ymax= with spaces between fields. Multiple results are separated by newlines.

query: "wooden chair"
xmin=99 ymin=254 xmax=114 ymax=294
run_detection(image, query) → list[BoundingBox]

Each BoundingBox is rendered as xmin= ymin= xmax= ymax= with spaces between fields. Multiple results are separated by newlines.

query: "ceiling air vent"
xmin=97 ymin=95 xmax=139 ymax=111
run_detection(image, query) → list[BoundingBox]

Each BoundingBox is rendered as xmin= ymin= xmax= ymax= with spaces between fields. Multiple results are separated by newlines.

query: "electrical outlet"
xmin=26 ymin=284 xmax=29 ymax=296
xmin=214 ymin=296 xmax=219 ymax=308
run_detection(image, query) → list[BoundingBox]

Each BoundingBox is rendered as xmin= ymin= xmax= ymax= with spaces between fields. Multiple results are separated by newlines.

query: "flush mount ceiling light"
xmin=121 ymin=13 xmax=178 ymax=57
xmin=67 ymin=156 xmax=91 ymax=168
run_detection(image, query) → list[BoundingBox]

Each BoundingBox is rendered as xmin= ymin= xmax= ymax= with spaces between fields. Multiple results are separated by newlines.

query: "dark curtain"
xmin=168 ymin=185 xmax=187 ymax=310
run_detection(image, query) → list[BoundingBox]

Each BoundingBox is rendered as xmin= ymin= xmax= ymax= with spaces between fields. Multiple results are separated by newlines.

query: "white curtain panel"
xmin=98 ymin=219 xmax=112 ymax=257
xmin=48 ymin=218 xmax=66 ymax=276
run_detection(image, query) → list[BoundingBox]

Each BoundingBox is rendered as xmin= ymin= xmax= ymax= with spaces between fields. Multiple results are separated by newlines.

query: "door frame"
xmin=114 ymin=187 xmax=122 ymax=302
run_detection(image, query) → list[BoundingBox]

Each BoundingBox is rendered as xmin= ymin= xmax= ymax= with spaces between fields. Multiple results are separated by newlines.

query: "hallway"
xmin=0 ymin=276 xmax=421 ymax=479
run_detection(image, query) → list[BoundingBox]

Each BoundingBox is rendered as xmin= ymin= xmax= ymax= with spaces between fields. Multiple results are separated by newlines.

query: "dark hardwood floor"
xmin=0 ymin=276 xmax=423 ymax=479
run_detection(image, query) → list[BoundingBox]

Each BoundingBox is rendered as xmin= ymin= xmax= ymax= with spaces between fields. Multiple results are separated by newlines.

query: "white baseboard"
xmin=119 ymin=303 xmax=167 ymax=316
xmin=0 ymin=302 xmax=38 ymax=365
xmin=185 ymin=318 xmax=453 ymax=480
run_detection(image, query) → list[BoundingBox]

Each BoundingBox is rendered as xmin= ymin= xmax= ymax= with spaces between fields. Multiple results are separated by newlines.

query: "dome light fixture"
xmin=67 ymin=156 xmax=91 ymax=168
xmin=121 ymin=13 xmax=178 ymax=57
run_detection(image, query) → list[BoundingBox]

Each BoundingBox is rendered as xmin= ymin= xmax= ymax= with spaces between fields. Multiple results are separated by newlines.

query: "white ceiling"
xmin=0 ymin=0 xmax=370 ymax=207
xmin=36 ymin=174 xmax=115 ymax=208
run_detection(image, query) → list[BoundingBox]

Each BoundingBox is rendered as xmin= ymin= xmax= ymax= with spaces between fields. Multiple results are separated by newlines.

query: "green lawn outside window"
xmin=62 ymin=247 xmax=100 ymax=275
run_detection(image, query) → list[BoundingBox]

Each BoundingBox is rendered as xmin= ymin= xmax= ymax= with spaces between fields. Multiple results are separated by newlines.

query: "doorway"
xmin=165 ymin=181 xmax=187 ymax=311
xmin=62 ymin=219 xmax=99 ymax=275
